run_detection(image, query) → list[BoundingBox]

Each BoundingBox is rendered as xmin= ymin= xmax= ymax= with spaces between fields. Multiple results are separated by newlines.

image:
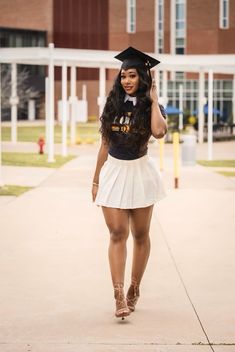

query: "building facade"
xmin=0 ymin=0 xmax=234 ymax=122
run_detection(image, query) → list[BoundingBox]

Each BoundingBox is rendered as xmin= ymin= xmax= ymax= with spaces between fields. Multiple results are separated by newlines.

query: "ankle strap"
xmin=114 ymin=282 xmax=124 ymax=289
xmin=131 ymin=279 xmax=139 ymax=287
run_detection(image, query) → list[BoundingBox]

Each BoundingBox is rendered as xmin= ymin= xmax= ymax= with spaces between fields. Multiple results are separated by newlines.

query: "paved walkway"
xmin=0 ymin=141 xmax=234 ymax=352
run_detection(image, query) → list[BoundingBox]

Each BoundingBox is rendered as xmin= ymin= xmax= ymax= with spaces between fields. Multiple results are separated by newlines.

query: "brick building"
xmin=0 ymin=0 xmax=234 ymax=122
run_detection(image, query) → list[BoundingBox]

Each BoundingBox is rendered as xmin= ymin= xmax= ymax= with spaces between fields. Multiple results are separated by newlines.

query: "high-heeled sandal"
xmin=126 ymin=280 xmax=140 ymax=312
xmin=114 ymin=283 xmax=130 ymax=320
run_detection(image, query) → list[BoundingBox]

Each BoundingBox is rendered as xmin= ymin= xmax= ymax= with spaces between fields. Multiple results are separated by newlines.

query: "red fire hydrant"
xmin=38 ymin=137 xmax=45 ymax=154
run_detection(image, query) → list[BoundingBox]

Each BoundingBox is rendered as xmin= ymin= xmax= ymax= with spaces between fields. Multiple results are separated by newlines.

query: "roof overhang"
xmin=0 ymin=47 xmax=235 ymax=74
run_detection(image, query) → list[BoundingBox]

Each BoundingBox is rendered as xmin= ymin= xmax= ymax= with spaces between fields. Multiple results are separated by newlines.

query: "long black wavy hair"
xmin=100 ymin=64 xmax=153 ymax=148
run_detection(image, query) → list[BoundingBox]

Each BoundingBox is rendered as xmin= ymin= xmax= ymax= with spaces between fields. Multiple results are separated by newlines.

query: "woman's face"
xmin=120 ymin=68 xmax=140 ymax=96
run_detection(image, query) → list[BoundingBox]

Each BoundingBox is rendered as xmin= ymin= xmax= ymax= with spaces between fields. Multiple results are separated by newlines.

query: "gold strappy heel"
xmin=126 ymin=280 xmax=140 ymax=312
xmin=114 ymin=283 xmax=130 ymax=320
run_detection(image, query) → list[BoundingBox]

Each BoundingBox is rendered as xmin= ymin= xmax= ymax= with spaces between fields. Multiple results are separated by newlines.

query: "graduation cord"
xmin=158 ymin=221 xmax=216 ymax=352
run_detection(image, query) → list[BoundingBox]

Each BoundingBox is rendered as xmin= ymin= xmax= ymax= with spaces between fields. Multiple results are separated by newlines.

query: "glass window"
xmin=223 ymin=80 xmax=232 ymax=90
xmin=167 ymin=78 xmax=232 ymax=123
xmin=220 ymin=0 xmax=229 ymax=29
xmin=0 ymin=27 xmax=46 ymax=48
xmin=176 ymin=3 xmax=184 ymax=19
xmin=176 ymin=47 xmax=184 ymax=54
xmin=176 ymin=28 xmax=185 ymax=37
xmin=176 ymin=21 xmax=184 ymax=29
xmin=0 ymin=27 xmax=46 ymax=100
xmin=175 ymin=0 xmax=185 ymax=54
xmin=15 ymin=35 xmax=23 ymax=46
xmin=127 ymin=0 xmax=136 ymax=33
xmin=175 ymin=72 xmax=185 ymax=80
xmin=158 ymin=0 xmax=164 ymax=53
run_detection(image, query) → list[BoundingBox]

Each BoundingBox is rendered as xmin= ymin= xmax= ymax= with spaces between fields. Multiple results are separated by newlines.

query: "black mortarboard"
xmin=114 ymin=46 xmax=160 ymax=71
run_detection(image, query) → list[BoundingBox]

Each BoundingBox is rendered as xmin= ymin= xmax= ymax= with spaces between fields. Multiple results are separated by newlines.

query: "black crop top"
xmin=108 ymin=101 xmax=166 ymax=160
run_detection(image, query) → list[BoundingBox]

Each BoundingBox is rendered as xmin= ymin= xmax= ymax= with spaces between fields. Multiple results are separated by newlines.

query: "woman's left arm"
xmin=150 ymin=81 xmax=168 ymax=139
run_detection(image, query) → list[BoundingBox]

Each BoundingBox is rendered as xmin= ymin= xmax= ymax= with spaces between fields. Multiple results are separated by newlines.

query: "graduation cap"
xmin=114 ymin=46 xmax=160 ymax=71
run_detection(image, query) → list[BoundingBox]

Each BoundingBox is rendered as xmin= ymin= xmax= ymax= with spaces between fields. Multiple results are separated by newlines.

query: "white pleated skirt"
xmin=95 ymin=154 xmax=167 ymax=209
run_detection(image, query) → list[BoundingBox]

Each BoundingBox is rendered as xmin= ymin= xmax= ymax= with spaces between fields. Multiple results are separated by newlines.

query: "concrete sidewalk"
xmin=0 ymin=142 xmax=234 ymax=352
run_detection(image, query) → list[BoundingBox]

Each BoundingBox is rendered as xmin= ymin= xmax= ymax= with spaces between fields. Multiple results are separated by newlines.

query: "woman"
xmin=92 ymin=47 xmax=167 ymax=319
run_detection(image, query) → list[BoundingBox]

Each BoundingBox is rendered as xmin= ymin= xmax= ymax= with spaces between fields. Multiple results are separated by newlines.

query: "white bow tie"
xmin=124 ymin=94 xmax=137 ymax=106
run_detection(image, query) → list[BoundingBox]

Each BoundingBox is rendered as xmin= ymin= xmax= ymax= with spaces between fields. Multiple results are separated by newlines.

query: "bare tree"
xmin=1 ymin=64 xmax=40 ymax=119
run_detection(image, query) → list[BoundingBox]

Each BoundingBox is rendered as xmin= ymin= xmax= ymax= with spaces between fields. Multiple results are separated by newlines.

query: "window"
xmin=220 ymin=0 xmax=229 ymax=29
xmin=0 ymin=27 xmax=46 ymax=48
xmin=163 ymin=78 xmax=232 ymax=125
xmin=158 ymin=0 xmax=164 ymax=53
xmin=127 ymin=0 xmax=136 ymax=33
xmin=175 ymin=71 xmax=185 ymax=80
xmin=175 ymin=0 xmax=186 ymax=54
xmin=0 ymin=27 xmax=46 ymax=95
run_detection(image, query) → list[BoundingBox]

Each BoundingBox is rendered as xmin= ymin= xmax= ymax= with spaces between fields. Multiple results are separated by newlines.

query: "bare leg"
xmin=130 ymin=205 xmax=153 ymax=283
xmin=102 ymin=206 xmax=130 ymax=318
xmin=102 ymin=206 xmax=130 ymax=284
xmin=127 ymin=205 xmax=154 ymax=311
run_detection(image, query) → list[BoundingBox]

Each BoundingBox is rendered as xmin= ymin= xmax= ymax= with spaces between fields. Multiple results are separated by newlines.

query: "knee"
xmin=132 ymin=230 xmax=149 ymax=245
xmin=109 ymin=226 xmax=129 ymax=243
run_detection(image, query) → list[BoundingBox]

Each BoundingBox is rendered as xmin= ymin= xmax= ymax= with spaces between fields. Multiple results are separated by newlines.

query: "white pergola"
xmin=0 ymin=44 xmax=235 ymax=173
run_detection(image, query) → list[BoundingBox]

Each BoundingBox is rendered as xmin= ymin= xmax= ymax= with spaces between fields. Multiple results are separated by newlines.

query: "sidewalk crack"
xmin=158 ymin=221 xmax=216 ymax=352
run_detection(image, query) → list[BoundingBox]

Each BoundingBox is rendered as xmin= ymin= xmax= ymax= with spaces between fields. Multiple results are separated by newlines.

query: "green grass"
xmin=197 ymin=160 xmax=235 ymax=167
xmin=217 ymin=171 xmax=235 ymax=177
xmin=0 ymin=185 xmax=32 ymax=196
xmin=1 ymin=123 xmax=100 ymax=143
xmin=2 ymin=152 xmax=75 ymax=168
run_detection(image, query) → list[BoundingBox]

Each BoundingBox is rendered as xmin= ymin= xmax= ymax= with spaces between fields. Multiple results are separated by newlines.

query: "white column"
xmin=0 ymin=62 xmax=4 ymax=187
xmin=48 ymin=43 xmax=55 ymax=163
xmin=179 ymin=84 xmax=183 ymax=130
xmin=154 ymin=0 xmax=159 ymax=54
xmin=70 ymin=65 xmax=76 ymax=145
xmin=82 ymin=84 xmax=87 ymax=100
xmin=207 ymin=69 xmax=213 ymax=160
xmin=98 ymin=66 xmax=106 ymax=117
xmin=162 ymin=70 xmax=168 ymax=108
xmin=28 ymin=99 xmax=36 ymax=121
xmin=45 ymin=77 xmax=49 ymax=153
xmin=198 ymin=70 xmax=205 ymax=144
xmin=10 ymin=63 xmax=18 ymax=143
xmin=62 ymin=61 xmax=68 ymax=156
xmin=233 ymin=74 xmax=235 ymax=134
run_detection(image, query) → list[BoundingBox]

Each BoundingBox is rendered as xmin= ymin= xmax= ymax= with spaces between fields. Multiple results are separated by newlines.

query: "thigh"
xmin=130 ymin=205 xmax=154 ymax=237
xmin=102 ymin=206 xmax=130 ymax=235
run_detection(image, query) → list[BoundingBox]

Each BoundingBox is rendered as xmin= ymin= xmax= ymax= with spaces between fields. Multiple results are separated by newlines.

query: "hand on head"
xmin=150 ymin=78 xmax=158 ymax=103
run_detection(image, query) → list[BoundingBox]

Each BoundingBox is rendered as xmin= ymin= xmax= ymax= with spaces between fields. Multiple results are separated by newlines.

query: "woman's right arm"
xmin=92 ymin=138 xmax=109 ymax=202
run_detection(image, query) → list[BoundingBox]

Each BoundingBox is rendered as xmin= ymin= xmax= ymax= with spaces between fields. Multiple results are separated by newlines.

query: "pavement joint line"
xmin=0 ymin=341 xmax=235 ymax=347
xmin=84 ymin=342 xmax=235 ymax=346
xmin=0 ymin=342 xmax=235 ymax=346
xmin=157 ymin=220 xmax=216 ymax=352
xmin=29 ymin=163 xmax=60 ymax=188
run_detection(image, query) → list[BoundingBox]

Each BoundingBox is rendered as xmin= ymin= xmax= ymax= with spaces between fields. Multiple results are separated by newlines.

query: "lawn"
xmin=0 ymin=185 xmax=32 ymax=196
xmin=217 ymin=171 xmax=235 ymax=177
xmin=197 ymin=160 xmax=235 ymax=177
xmin=197 ymin=160 xmax=235 ymax=167
xmin=2 ymin=152 xmax=75 ymax=168
xmin=1 ymin=123 xmax=100 ymax=143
